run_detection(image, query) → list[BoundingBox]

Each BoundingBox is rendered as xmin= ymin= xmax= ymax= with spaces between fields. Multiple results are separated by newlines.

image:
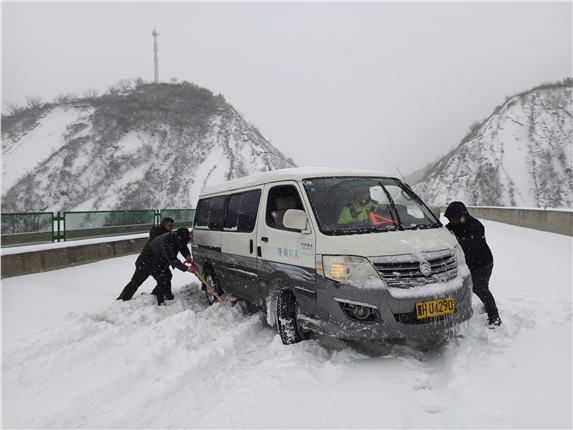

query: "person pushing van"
xmin=116 ymin=217 xmax=175 ymax=301
xmin=444 ymin=201 xmax=503 ymax=329
xmin=139 ymin=227 xmax=194 ymax=306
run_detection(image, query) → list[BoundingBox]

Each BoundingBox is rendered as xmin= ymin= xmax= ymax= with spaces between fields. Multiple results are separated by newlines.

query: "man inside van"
xmin=337 ymin=186 xmax=393 ymax=225
xmin=116 ymin=217 xmax=175 ymax=301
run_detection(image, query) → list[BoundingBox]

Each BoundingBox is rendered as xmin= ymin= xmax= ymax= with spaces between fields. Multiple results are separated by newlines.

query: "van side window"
xmin=195 ymin=198 xmax=212 ymax=230
xmin=224 ymin=189 xmax=261 ymax=233
xmin=238 ymin=190 xmax=261 ymax=232
xmin=208 ymin=196 xmax=227 ymax=230
xmin=224 ymin=194 xmax=242 ymax=231
xmin=266 ymin=185 xmax=303 ymax=230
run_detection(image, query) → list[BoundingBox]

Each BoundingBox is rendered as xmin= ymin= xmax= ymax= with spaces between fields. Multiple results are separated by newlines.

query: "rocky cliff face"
xmin=2 ymin=82 xmax=296 ymax=212
xmin=413 ymin=83 xmax=572 ymax=208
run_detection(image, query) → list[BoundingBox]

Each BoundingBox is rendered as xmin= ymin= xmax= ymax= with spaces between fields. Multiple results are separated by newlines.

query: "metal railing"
xmin=1 ymin=209 xmax=195 ymax=248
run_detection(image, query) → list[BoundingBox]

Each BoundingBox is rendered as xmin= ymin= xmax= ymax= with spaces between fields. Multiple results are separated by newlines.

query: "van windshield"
xmin=302 ymin=177 xmax=441 ymax=235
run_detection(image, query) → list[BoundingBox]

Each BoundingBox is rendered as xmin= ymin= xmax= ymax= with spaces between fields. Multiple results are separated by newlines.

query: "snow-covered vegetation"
xmin=414 ymin=81 xmax=573 ymax=208
xmin=1 ymin=82 xmax=295 ymax=212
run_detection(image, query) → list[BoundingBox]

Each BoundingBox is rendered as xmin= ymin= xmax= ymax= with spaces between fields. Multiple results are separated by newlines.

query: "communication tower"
xmin=152 ymin=27 xmax=160 ymax=83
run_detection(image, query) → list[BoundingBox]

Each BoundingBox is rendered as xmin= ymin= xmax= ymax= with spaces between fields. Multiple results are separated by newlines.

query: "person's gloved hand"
xmin=183 ymin=257 xmax=196 ymax=271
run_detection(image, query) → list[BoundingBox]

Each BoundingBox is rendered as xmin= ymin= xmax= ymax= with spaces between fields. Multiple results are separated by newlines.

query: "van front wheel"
xmin=276 ymin=289 xmax=310 ymax=345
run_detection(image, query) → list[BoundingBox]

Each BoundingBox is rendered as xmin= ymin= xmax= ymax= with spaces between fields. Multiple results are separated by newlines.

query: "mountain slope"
xmin=2 ymin=82 xmax=296 ymax=212
xmin=413 ymin=82 xmax=572 ymax=208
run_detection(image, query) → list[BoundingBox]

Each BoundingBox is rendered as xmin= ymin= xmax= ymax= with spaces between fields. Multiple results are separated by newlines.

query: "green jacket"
xmin=337 ymin=200 xmax=381 ymax=224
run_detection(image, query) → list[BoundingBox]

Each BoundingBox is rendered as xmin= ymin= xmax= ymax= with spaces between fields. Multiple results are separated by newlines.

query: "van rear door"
xmin=194 ymin=195 xmax=226 ymax=280
xmin=220 ymin=189 xmax=262 ymax=302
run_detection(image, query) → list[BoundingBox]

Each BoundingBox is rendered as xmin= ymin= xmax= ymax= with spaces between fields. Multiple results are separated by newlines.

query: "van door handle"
xmin=261 ymin=237 xmax=269 ymax=243
xmin=250 ymin=239 xmax=254 ymax=254
xmin=257 ymin=246 xmax=262 ymax=257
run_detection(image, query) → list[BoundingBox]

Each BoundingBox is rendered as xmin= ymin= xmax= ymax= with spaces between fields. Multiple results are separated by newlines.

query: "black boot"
xmin=487 ymin=316 xmax=504 ymax=329
xmin=157 ymin=294 xmax=165 ymax=306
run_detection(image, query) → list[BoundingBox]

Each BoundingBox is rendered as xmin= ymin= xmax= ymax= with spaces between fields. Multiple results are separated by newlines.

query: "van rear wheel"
xmin=276 ymin=289 xmax=310 ymax=345
xmin=204 ymin=270 xmax=223 ymax=305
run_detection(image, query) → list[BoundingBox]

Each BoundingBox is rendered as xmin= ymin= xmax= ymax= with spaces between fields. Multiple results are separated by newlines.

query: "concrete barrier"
xmin=2 ymin=207 xmax=570 ymax=279
xmin=1 ymin=237 xmax=148 ymax=279
xmin=439 ymin=206 xmax=572 ymax=237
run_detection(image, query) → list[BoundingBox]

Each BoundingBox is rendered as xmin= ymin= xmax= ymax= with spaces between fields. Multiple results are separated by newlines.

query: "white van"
xmin=192 ymin=167 xmax=473 ymax=344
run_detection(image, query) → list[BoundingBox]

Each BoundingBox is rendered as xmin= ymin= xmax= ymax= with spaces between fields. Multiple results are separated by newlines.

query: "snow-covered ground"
xmin=2 ymin=219 xmax=572 ymax=429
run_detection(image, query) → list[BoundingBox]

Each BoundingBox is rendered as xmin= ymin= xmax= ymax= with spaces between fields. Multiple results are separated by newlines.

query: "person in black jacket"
xmin=140 ymin=227 xmax=193 ymax=306
xmin=116 ymin=217 xmax=174 ymax=301
xmin=444 ymin=201 xmax=503 ymax=329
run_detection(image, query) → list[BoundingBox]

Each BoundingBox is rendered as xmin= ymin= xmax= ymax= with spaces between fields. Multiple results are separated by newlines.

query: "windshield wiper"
xmin=417 ymin=222 xmax=440 ymax=229
xmin=372 ymin=225 xmax=398 ymax=232
xmin=401 ymin=223 xmax=419 ymax=230
xmin=329 ymin=225 xmax=397 ymax=235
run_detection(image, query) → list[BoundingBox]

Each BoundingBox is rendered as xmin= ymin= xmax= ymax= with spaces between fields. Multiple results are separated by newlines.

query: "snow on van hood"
xmin=316 ymin=226 xmax=458 ymax=258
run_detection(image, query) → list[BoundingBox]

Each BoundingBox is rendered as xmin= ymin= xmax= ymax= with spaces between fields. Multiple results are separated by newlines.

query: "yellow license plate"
xmin=415 ymin=297 xmax=455 ymax=319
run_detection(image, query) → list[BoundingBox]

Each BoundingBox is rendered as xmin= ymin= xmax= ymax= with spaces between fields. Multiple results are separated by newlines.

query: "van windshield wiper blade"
xmin=402 ymin=223 xmax=419 ymax=230
xmin=330 ymin=225 xmax=396 ymax=235
xmin=418 ymin=222 xmax=440 ymax=229
xmin=372 ymin=225 xmax=398 ymax=232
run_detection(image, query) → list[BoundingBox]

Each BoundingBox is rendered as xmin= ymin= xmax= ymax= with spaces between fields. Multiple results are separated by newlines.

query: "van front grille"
xmin=368 ymin=249 xmax=457 ymax=289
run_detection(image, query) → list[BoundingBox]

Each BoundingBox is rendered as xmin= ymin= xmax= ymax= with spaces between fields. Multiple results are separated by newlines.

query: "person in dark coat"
xmin=116 ymin=217 xmax=175 ymax=301
xmin=444 ymin=201 xmax=503 ymax=328
xmin=140 ymin=227 xmax=193 ymax=306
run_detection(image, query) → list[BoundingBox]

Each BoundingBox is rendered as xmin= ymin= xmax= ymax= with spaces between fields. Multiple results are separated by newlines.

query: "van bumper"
xmin=305 ymin=274 xmax=473 ymax=340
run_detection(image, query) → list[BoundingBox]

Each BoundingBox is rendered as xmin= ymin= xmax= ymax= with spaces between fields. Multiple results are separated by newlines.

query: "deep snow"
xmin=2 ymin=219 xmax=572 ymax=429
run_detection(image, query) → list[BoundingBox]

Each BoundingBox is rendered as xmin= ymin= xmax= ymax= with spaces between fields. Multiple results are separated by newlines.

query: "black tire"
xmin=204 ymin=269 xmax=224 ymax=305
xmin=276 ymin=289 xmax=310 ymax=345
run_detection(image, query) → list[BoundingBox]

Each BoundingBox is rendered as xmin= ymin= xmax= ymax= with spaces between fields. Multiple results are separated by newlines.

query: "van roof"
xmin=201 ymin=167 xmax=395 ymax=196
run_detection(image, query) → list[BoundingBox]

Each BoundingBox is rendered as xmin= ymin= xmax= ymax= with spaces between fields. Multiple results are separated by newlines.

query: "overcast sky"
xmin=2 ymin=1 xmax=571 ymax=175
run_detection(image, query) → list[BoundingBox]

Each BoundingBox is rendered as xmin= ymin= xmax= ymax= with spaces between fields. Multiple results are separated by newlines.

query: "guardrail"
xmin=1 ymin=208 xmax=195 ymax=248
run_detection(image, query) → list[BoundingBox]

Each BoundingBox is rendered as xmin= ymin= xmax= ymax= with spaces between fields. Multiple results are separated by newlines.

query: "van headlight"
xmin=454 ymin=243 xmax=466 ymax=267
xmin=322 ymin=255 xmax=383 ymax=286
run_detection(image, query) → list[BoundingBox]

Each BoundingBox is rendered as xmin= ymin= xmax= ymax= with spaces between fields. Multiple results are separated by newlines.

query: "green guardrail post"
xmin=53 ymin=212 xmax=65 ymax=243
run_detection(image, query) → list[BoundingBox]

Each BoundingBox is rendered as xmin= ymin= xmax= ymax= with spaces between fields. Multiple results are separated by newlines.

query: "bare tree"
xmin=170 ymin=77 xmax=178 ymax=84
xmin=54 ymin=93 xmax=78 ymax=104
xmin=133 ymin=77 xmax=146 ymax=88
xmin=82 ymin=88 xmax=100 ymax=99
xmin=467 ymin=120 xmax=481 ymax=135
xmin=106 ymin=84 xmax=121 ymax=95
xmin=25 ymin=95 xmax=45 ymax=109
xmin=5 ymin=101 xmax=24 ymax=115
xmin=116 ymin=79 xmax=133 ymax=93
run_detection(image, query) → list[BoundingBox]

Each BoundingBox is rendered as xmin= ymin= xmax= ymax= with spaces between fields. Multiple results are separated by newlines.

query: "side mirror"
xmin=283 ymin=209 xmax=308 ymax=231
xmin=429 ymin=206 xmax=440 ymax=219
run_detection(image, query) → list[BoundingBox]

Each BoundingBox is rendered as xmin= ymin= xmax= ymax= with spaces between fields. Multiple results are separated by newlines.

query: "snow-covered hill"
xmin=413 ymin=82 xmax=573 ymax=208
xmin=1 ymin=82 xmax=296 ymax=212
